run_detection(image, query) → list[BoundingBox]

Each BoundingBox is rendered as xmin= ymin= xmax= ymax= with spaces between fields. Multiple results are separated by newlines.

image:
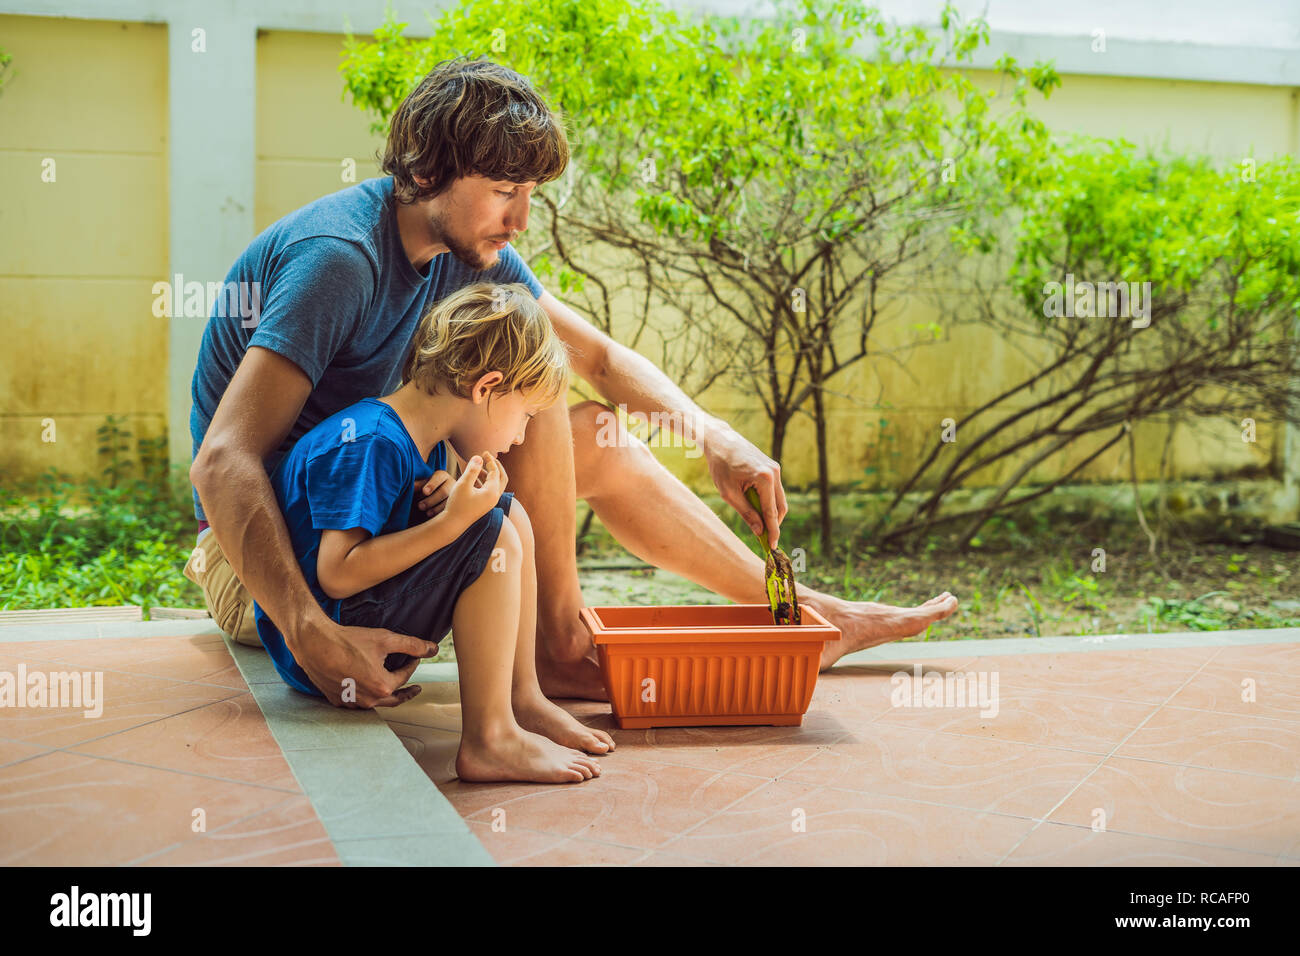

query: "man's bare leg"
xmin=500 ymin=400 xmax=958 ymax=701
xmin=495 ymin=396 xmax=606 ymax=699
xmin=566 ymin=402 xmax=959 ymax=668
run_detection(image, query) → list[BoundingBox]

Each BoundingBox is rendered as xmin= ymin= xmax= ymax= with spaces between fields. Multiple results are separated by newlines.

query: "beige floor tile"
xmin=0 ymin=667 xmax=243 ymax=749
xmin=781 ymin=723 xmax=1104 ymax=816
xmin=608 ymin=709 xmax=849 ymax=778
xmin=465 ymin=820 xmax=646 ymax=865
xmin=822 ymin=660 xmax=982 ymax=717
xmin=0 ymin=750 xmax=302 ymax=865
xmin=139 ymin=795 xmax=339 ymax=866
xmin=957 ymin=647 xmax=1219 ymax=703
xmin=628 ymin=848 xmax=725 ymax=866
xmin=1 ymin=635 xmax=246 ymax=689
xmin=841 ymin=657 xmax=982 ymax=672
xmin=873 ymin=687 xmax=1157 ymax=753
xmin=1115 ymin=705 xmax=1300 ymax=779
xmin=1166 ymin=666 xmax=1300 ymax=723
xmin=97 ymin=636 xmax=247 ymax=689
xmin=1207 ymin=642 xmax=1300 ymax=678
xmin=0 ymin=642 xmax=95 ymax=664
xmin=69 ymin=693 xmax=300 ymax=790
xmin=667 ymin=779 xmax=1038 ymax=865
xmin=1004 ymin=822 xmax=1281 ymax=866
xmin=1046 ymin=756 xmax=1300 ymax=855
xmin=0 ymin=738 xmax=52 ymax=769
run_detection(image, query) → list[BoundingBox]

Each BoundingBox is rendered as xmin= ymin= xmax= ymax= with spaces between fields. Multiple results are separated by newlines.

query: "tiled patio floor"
xmin=388 ymin=640 xmax=1300 ymax=865
xmin=0 ymin=630 xmax=340 ymax=865
xmin=2 ymin=614 xmax=1298 ymax=866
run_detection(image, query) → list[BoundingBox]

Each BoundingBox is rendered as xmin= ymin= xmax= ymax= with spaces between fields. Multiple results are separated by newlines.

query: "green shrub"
xmin=0 ymin=420 xmax=202 ymax=615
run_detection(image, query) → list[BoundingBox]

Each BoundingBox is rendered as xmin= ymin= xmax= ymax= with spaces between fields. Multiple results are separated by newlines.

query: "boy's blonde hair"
xmin=401 ymin=282 xmax=571 ymax=410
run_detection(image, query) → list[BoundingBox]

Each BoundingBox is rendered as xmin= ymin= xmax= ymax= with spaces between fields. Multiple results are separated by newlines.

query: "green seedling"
xmin=744 ymin=486 xmax=800 ymax=625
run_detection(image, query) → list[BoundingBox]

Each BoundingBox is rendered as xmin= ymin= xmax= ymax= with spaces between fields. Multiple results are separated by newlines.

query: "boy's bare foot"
xmin=514 ymin=693 xmax=616 ymax=754
xmin=455 ymin=726 xmax=601 ymax=784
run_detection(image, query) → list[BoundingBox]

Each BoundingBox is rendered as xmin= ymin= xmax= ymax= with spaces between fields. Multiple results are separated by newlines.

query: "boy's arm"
xmin=316 ymin=511 xmax=471 ymax=601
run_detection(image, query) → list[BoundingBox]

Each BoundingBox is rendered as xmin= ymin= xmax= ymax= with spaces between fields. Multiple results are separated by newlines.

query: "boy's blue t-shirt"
xmin=252 ymin=397 xmax=448 ymax=697
xmin=188 ymin=175 xmax=543 ymax=522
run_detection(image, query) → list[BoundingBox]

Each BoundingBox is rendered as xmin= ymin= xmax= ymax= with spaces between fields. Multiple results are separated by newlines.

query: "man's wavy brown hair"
xmin=382 ymin=55 xmax=570 ymax=204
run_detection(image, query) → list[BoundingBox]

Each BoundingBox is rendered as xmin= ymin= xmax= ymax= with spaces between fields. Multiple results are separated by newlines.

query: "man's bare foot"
xmin=455 ymin=726 xmax=601 ymax=784
xmin=514 ymin=693 xmax=616 ymax=754
xmin=536 ymin=629 xmax=609 ymax=701
xmin=809 ymin=592 xmax=959 ymax=669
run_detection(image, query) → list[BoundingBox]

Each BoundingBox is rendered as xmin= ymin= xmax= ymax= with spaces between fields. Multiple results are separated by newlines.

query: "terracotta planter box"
xmin=578 ymin=603 xmax=841 ymax=729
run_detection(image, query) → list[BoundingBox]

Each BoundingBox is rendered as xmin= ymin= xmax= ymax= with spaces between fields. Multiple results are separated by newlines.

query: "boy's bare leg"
xmin=496 ymin=396 xmax=602 ymax=699
xmin=500 ymin=399 xmax=959 ymax=701
xmin=501 ymin=501 xmax=614 ymax=754
xmin=449 ymin=513 xmax=601 ymax=784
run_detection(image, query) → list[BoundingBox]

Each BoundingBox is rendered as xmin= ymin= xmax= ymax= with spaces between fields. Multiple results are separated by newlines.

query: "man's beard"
xmin=430 ymin=210 xmax=493 ymax=271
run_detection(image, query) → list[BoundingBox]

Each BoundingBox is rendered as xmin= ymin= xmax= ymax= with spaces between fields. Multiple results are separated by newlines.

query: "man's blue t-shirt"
xmin=253 ymin=397 xmax=448 ymax=697
xmin=189 ymin=175 xmax=543 ymax=522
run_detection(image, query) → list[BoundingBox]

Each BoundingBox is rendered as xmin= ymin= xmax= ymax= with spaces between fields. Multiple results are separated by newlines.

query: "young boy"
xmin=254 ymin=282 xmax=615 ymax=784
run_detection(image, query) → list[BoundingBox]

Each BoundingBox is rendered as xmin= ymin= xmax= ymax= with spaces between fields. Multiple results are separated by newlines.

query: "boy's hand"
xmin=443 ymin=453 xmax=508 ymax=528
xmin=412 ymin=469 xmax=454 ymax=520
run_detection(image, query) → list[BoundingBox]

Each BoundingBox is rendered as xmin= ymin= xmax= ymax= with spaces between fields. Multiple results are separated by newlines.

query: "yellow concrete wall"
xmin=1 ymin=20 xmax=1293 ymax=498
xmin=254 ymin=30 xmax=386 ymax=230
xmin=0 ymin=15 xmax=168 ymax=488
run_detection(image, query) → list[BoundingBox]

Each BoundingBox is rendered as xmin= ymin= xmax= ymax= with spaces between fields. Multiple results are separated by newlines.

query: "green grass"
xmin=1 ymin=458 xmax=203 ymax=617
xmin=1140 ymin=593 xmax=1300 ymax=632
xmin=6 ymin=429 xmax=1300 ymax=641
xmin=738 ymin=501 xmax=1300 ymax=640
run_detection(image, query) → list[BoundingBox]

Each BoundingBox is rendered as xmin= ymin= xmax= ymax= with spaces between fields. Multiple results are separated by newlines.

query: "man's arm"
xmin=190 ymin=347 xmax=437 ymax=706
xmin=539 ymin=290 xmax=733 ymax=450
xmin=537 ymin=290 xmax=788 ymax=545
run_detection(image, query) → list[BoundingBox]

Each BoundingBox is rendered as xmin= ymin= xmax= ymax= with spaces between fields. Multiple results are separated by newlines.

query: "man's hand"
xmin=700 ymin=421 xmax=788 ymax=549
xmin=291 ymin=615 xmax=440 ymax=708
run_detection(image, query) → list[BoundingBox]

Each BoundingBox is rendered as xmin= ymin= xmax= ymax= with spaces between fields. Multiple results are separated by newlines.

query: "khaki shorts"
xmin=183 ymin=530 xmax=263 ymax=648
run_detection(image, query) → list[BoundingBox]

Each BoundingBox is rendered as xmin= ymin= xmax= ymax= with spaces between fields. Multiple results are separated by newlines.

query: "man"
xmin=187 ymin=55 xmax=958 ymax=709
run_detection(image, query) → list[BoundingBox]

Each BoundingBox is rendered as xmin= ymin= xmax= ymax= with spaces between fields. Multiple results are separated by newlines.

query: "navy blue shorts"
xmin=336 ymin=492 xmax=514 ymax=671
